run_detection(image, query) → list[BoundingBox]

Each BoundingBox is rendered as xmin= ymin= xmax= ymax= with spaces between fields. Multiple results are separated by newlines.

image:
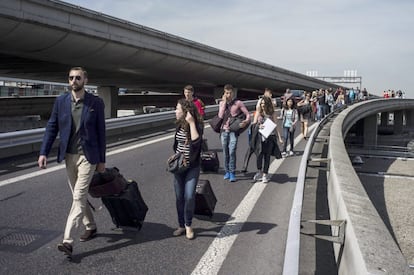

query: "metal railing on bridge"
xmin=0 ymin=100 xmax=257 ymax=159
xmin=282 ymin=105 xmax=346 ymax=275
xmin=283 ymin=99 xmax=414 ymax=274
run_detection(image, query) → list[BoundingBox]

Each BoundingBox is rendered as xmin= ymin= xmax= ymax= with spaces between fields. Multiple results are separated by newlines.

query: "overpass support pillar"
xmin=98 ymin=86 xmax=118 ymax=119
xmin=380 ymin=112 xmax=388 ymax=126
xmin=363 ymin=114 xmax=378 ymax=146
xmin=406 ymin=110 xmax=414 ymax=129
xmin=213 ymin=87 xmax=238 ymax=104
xmin=393 ymin=110 xmax=404 ymax=134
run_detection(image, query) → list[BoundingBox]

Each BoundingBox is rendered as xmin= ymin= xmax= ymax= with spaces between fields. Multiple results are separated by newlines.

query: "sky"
xmin=64 ymin=0 xmax=414 ymax=97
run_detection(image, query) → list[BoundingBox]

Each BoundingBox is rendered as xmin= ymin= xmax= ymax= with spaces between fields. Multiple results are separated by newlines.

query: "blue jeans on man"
xmin=220 ymin=131 xmax=238 ymax=181
xmin=173 ymin=166 xmax=200 ymax=227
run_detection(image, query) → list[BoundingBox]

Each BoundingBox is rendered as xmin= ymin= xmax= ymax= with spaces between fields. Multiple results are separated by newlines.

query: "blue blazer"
xmin=40 ymin=92 xmax=106 ymax=164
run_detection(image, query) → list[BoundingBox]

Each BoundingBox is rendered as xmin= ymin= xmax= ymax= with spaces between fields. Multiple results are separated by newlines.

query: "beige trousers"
xmin=63 ymin=154 xmax=96 ymax=245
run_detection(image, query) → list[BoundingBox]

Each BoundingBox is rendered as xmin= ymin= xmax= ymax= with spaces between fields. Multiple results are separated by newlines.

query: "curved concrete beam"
xmin=329 ymin=98 xmax=414 ymax=274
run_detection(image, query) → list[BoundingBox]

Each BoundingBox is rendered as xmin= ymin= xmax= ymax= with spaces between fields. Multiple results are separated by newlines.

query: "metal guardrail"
xmin=282 ymin=105 xmax=346 ymax=275
xmin=283 ymin=99 xmax=414 ymax=274
xmin=0 ymin=100 xmax=257 ymax=158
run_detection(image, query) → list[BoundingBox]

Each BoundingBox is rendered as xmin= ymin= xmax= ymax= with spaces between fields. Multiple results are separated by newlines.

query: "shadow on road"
xmin=68 ymin=217 xmax=277 ymax=264
xmin=69 ymin=222 xmax=174 ymax=263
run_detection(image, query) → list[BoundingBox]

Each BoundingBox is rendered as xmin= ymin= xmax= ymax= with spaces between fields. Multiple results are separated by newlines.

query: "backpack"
xmin=209 ymin=100 xmax=233 ymax=133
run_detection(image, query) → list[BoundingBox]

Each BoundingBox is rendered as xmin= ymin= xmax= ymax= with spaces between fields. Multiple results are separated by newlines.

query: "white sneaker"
xmin=262 ymin=174 xmax=269 ymax=183
xmin=281 ymin=152 xmax=287 ymax=158
xmin=289 ymin=151 xmax=294 ymax=156
xmin=185 ymin=226 xmax=195 ymax=240
xmin=253 ymin=172 xmax=261 ymax=182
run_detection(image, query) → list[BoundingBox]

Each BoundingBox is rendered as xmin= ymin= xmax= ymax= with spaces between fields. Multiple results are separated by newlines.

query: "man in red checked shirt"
xmin=183 ymin=85 xmax=205 ymax=118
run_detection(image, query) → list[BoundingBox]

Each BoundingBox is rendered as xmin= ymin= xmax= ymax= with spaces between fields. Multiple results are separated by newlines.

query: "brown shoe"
xmin=173 ymin=227 xmax=185 ymax=236
xmin=57 ymin=243 xmax=72 ymax=256
xmin=79 ymin=229 xmax=97 ymax=242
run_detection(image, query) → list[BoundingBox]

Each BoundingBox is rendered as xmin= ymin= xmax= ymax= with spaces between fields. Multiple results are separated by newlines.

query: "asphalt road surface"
xmin=0 ymin=123 xmax=307 ymax=275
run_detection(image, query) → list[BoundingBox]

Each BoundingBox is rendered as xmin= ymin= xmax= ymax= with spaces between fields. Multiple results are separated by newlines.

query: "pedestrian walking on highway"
xmin=335 ymin=91 xmax=345 ymax=109
xmin=279 ymin=98 xmax=298 ymax=157
xmin=183 ymin=84 xmax=207 ymax=151
xmin=297 ymin=92 xmax=312 ymax=140
xmin=251 ymin=97 xmax=283 ymax=183
xmin=282 ymin=88 xmax=292 ymax=107
xmin=218 ymin=84 xmax=250 ymax=182
xmin=37 ymin=67 xmax=106 ymax=258
xmin=326 ymin=89 xmax=335 ymax=113
xmin=242 ymin=88 xmax=274 ymax=172
xmin=183 ymin=84 xmax=205 ymax=119
xmin=171 ymin=98 xmax=203 ymax=240
xmin=255 ymin=87 xmax=276 ymax=110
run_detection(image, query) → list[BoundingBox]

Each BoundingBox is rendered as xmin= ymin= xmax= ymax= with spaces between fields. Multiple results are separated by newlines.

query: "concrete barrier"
xmin=328 ymin=99 xmax=414 ymax=274
xmin=0 ymin=100 xmax=256 ymax=159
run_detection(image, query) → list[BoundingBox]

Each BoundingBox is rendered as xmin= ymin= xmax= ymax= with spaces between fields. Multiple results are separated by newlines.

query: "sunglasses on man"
xmin=68 ymin=75 xmax=82 ymax=81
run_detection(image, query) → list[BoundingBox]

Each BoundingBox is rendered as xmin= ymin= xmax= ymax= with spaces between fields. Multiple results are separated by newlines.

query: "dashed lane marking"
xmin=0 ymin=134 xmax=174 ymax=187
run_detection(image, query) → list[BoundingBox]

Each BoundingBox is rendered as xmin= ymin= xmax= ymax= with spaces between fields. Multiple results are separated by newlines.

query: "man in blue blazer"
xmin=38 ymin=67 xmax=106 ymax=257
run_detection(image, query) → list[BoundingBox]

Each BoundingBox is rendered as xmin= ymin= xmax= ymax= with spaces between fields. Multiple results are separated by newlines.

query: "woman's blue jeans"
xmin=282 ymin=126 xmax=295 ymax=152
xmin=220 ymin=131 xmax=238 ymax=173
xmin=173 ymin=165 xmax=200 ymax=227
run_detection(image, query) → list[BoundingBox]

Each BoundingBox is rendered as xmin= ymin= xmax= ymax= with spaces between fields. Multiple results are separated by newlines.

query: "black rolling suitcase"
xmin=194 ymin=179 xmax=217 ymax=217
xmin=200 ymin=151 xmax=219 ymax=172
xmin=102 ymin=180 xmax=148 ymax=230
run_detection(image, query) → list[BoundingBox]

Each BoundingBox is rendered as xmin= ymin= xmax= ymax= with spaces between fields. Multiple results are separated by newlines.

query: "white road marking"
xmin=1 ymin=122 xmax=208 ymax=187
xmin=0 ymin=134 xmax=174 ymax=187
xmin=191 ymin=159 xmax=283 ymax=275
xmin=1 ymin=122 xmax=313 ymax=274
xmin=191 ymin=127 xmax=310 ymax=275
xmin=0 ymin=164 xmax=65 ymax=187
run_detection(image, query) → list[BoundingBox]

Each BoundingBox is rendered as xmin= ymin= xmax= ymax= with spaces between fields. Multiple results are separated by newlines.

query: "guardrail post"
xmin=301 ymin=219 xmax=346 ymax=244
xmin=308 ymin=157 xmax=330 ymax=171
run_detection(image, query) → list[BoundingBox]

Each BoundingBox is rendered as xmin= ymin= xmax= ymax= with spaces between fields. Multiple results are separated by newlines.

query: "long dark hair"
xmin=176 ymin=98 xmax=203 ymax=139
xmin=283 ymin=98 xmax=296 ymax=110
xmin=259 ymin=96 xmax=274 ymax=116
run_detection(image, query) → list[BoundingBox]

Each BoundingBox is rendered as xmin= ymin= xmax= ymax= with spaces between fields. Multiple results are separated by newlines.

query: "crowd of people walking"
xmin=38 ymin=67 xmax=379 ymax=256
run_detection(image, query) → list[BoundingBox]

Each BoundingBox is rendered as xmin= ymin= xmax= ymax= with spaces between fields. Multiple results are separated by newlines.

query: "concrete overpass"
xmin=0 ymin=0 xmax=340 ymax=117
